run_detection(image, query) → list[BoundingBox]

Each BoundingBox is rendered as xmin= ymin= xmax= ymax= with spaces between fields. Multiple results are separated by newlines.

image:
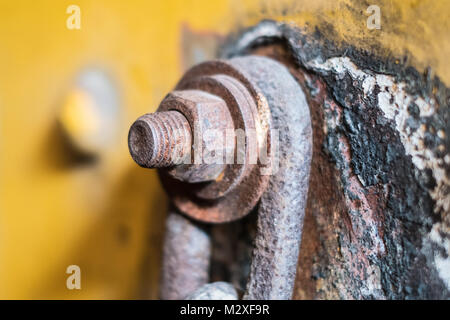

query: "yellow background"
xmin=0 ymin=0 xmax=448 ymax=299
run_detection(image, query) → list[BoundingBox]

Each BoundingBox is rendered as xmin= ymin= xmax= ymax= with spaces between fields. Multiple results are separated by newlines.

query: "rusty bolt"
xmin=128 ymin=59 xmax=273 ymax=223
xmin=129 ymin=90 xmax=235 ymax=183
xmin=159 ymin=55 xmax=313 ymax=301
xmin=128 ymin=111 xmax=192 ymax=168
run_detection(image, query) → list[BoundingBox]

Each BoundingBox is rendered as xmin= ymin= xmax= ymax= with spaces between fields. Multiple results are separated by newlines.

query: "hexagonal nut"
xmin=157 ymin=90 xmax=235 ymax=183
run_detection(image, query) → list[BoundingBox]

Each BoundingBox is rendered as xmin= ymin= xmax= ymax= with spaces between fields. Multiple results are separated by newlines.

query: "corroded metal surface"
xmin=161 ymin=59 xmax=274 ymax=223
xmin=129 ymin=58 xmax=275 ymax=223
xmin=230 ymin=57 xmax=313 ymax=300
xmin=160 ymin=207 xmax=211 ymax=300
xmin=128 ymin=111 xmax=192 ymax=168
xmin=159 ymin=90 xmax=233 ymax=183
xmin=156 ymin=55 xmax=312 ymax=300
xmin=223 ymin=20 xmax=450 ymax=299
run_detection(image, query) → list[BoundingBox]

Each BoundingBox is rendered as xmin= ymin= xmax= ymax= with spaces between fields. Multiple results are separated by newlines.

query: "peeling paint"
xmin=308 ymin=56 xmax=449 ymax=218
xmin=223 ymin=20 xmax=450 ymax=299
xmin=425 ymin=223 xmax=450 ymax=289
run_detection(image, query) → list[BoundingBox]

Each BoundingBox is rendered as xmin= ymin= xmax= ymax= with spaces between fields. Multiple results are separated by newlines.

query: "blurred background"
xmin=0 ymin=0 xmax=237 ymax=299
xmin=0 ymin=0 xmax=448 ymax=299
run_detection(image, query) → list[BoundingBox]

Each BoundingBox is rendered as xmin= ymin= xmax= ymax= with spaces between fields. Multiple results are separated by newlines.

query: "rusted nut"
xmin=159 ymin=90 xmax=235 ymax=183
xmin=128 ymin=91 xmax=235 ymax=183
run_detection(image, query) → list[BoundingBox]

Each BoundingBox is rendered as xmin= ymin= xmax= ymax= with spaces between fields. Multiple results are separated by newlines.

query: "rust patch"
xmin=226 ymin=20 xmax=449 ymax=299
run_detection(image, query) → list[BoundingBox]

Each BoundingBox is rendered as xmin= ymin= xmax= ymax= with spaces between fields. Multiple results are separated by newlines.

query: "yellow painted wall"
xmin=0 ymin=0 xmax=448 ymax=299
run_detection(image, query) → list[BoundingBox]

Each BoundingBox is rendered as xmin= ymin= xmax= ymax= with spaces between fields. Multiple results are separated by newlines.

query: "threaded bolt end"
xmin=128 ymin=111 xmax=192 ymax=168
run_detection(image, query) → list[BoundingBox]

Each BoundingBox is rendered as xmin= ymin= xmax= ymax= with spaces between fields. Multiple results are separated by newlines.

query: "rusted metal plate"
xmin=230 ymin=56 xmax=313 ymax=300
xmin=222 ymin=20 xmax=450 ymax=299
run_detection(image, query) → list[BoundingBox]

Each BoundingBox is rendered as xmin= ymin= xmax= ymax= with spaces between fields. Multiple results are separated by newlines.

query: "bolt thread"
xmin=128 ymin=111 xmax=192 ymax=168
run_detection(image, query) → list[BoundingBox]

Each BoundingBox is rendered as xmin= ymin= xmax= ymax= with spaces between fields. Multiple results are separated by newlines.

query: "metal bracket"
xmin=128 ymin=55 xmax=312 ymax=299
